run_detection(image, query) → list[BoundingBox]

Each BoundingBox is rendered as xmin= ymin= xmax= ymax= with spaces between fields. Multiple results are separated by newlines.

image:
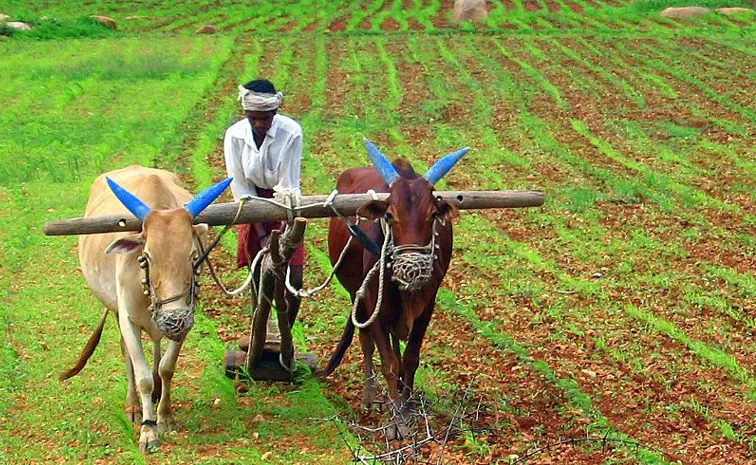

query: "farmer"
xmin=224 ymin=78 xmax=304 ymax=327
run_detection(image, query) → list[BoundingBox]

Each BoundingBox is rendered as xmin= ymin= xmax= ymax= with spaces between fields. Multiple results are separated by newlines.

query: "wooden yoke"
xmin=245 ymin=218 xmax=307 ymax=378
xmin=43 ymin=191 xmax=545 ymax=236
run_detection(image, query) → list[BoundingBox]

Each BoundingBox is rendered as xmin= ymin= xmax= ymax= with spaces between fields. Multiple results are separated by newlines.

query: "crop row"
xmin=6 ymin=0 xmax=756 ymax=34
xmin=185 ymin=33 xmax=755 ymax=462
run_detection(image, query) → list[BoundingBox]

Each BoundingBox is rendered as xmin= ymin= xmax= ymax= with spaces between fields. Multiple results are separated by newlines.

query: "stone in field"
xmin=4 ymin=21 xmax=31 ymax=31
xmin=0 ymin=13 xmax=10 ymax=21
xmin=195 ymin=24 xmax=217 ymax=34
xmin=660 ymin=7 xmax=712 ymax=18
xmin=716 ymin=7 xmax=754 ymax=15
xmin=452 ymin=0 xmax=488 ymax=22
xmin=90 ymin=15 xmax=117 ymax=30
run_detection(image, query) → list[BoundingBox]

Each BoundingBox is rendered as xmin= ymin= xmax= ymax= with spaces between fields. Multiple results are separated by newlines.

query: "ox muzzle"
xmin=387 ymin=218 xmax=441 ymax=291
xmin=138 ymin=254 xmax=199 ymax=342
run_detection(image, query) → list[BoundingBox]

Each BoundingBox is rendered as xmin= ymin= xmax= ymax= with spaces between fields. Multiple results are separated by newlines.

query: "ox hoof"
xmin=139 ymin=438 xmax=160 ymax=454
xmin=139 ymin=423 xmax=160 ymax=453
xmin=361 ymin=387 xmax=381 ymax=411
xmin=360 ymin=397 xmax=382 ymax=412
xmin=158 ymin=416 xmax=177 ymax=433
xmin=385 ymin=420 xmax=412 ymax=442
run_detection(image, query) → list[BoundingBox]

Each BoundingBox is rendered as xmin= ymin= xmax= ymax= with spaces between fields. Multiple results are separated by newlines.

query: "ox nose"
xmin=154 ymin=307 xmax=194 ymax=342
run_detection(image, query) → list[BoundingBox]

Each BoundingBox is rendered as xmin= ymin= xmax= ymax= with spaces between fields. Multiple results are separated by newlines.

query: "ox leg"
xmin=372 ymin=325 xmax=409 ymax=441
xmin=118 ymin=311 xmax=159 ymax=453
xmin=121 ymin=336 xmax=141 ymax=422
xmin=157 ymin=339 xmax=183 ymax=433
xmin=401 ymin=303 xmax=434 ymax=409
xmin=390 ymin=332 xmax=403 ymax=396
xmin=358 ymin=329 xmax=379 ymax=411
xmin=152 ymin=340 xmax=162 ymax=405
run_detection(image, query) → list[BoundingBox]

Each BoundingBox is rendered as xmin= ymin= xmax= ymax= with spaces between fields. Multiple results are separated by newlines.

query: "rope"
xmin=350 ymin=190 xmax=390 ymax=329
xmin=204 ymin=191 xmax=330 ymax=300
xmin=205 ymin=189 xmax=381 ymax=301
xmin=201 ymin=199 xmax=257 ymax=297
xmin=281 ymin=189 xmax=356 ymax=300
xmin=284 ymin=235 xmax=353 ymax=298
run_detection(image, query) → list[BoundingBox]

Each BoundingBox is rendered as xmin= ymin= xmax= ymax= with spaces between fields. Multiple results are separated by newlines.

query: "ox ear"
xmin=105 ymin=235 xmax=144 ymax=254
xmin=437 ymin=200 xmax=459 ymax=221
xmin=356 ymin=200 xmax=389 ymax=220
xmin=192 ymin=223 xmax=209 ymax=242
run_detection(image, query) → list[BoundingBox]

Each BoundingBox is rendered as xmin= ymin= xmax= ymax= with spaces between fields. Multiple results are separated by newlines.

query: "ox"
xmin=321 ymin=140 xmax=468 ymax=439
xmin=60 ymin=165 xmax=231 ymax=452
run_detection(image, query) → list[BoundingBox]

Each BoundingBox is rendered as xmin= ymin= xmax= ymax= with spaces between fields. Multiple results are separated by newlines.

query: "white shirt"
xmin=223 ymin=114 xmax=303 ymax=201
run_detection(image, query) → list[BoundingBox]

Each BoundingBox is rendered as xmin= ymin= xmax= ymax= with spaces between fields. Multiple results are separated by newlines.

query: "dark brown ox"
xmin=320 ymin=140 xmax=468 ymax=439
xmin=61 ymin=165 xmax=231 ymax=453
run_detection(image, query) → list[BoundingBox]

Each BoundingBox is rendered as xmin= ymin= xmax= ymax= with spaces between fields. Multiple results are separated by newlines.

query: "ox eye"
xmin=384 ymin=212 xmax=394 ymax=223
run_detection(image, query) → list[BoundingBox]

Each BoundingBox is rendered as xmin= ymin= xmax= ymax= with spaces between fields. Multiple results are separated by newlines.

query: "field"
xmin=0 ymin=0 xmax=754 ymax=464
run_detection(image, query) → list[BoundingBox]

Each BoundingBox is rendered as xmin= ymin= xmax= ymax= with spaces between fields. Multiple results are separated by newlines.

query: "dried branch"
xmin=512 ymin=431 xmax=649 ymax=464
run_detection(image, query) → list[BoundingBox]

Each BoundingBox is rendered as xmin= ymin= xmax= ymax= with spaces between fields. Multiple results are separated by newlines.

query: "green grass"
xmin=0 ymin=16 xmax=116 ymax=39
xmin=0 ymin=36 xmax=231 ymax=184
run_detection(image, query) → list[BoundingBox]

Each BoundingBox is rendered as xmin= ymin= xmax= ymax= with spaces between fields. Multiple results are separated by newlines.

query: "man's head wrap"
xmin=238 ymin=85 xmax=283 ymax=111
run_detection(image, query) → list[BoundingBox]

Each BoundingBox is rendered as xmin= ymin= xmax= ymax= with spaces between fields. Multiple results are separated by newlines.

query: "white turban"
xmin=238 ymin=85 xmax=283 ymax=111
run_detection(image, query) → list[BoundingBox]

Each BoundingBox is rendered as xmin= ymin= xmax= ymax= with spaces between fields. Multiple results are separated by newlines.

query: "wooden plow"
xmin=44 ymin=190 xmax=544 ymax=382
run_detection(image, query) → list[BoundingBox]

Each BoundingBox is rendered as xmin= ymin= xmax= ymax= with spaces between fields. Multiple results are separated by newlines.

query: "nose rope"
xmin=150 ymin=282 xmax=195 ymax=312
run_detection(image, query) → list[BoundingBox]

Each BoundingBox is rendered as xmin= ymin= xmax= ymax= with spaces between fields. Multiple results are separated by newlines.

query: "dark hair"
xmin=243 ymin=79 xmax=276 ymax=94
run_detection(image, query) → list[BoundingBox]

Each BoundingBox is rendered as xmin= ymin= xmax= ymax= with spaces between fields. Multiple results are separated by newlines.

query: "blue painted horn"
xmin=423 ymin=147 xmax=470 ymax=186
xmin=106 ymin=177 xmax=151 ymax=222
xmin=185 ymin=177 xmax=233 ymax=218
xmin=364 ymin=138 xmax=400 ymax=186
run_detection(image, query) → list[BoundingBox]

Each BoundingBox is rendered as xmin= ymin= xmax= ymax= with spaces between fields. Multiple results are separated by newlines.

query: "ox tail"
xmin=315 ymin=318 xmax=355 ymax=378
xmin=59 ymin=308 xmax=109 ymax=381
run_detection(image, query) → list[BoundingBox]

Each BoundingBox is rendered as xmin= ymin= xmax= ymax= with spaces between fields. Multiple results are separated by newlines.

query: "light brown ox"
xmin=60 ymin=165 xmax=231 ymax=453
